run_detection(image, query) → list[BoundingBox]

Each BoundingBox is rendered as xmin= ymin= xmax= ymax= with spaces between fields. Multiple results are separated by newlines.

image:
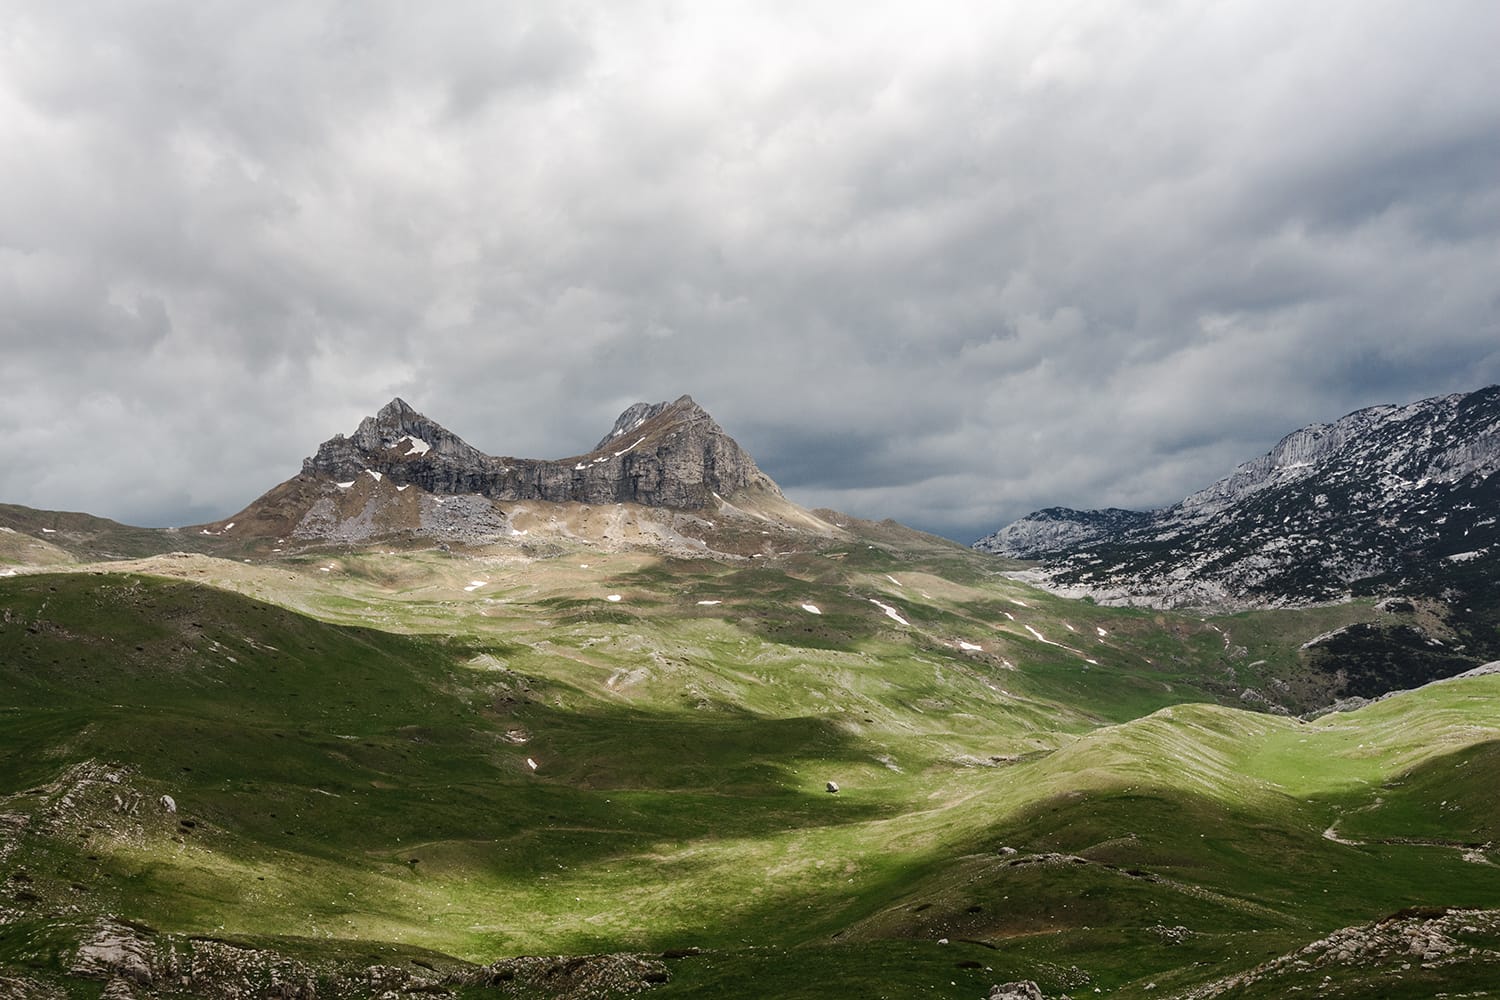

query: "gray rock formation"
xmin=71 ymin=921 xmax=155 ymax=986
xmin=974 ymin=507 xmax=1150 ymax=559
xmin=989 ymin=982 xmax=1046 ymax=1000
xmin=593 ymin=400 xmax=675 ymax=451
xmin=302 ymin=395 xmax=777 ymax=510
xmin=1176 ymin=907 xmax=1500 ymax=999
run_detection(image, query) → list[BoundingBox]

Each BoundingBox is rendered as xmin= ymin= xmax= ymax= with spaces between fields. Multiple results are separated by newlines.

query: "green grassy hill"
xmin=1 ymin=531 xmax=1496 ymax=998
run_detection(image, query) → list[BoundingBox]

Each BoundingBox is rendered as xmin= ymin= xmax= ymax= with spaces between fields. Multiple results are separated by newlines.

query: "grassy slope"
xmin=1 ymin=533 xmax=1497 ymax=998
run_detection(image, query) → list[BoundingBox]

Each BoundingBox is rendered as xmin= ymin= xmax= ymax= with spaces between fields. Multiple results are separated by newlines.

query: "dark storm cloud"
xmin=2 ymin=1 xmax=1497 ymax=539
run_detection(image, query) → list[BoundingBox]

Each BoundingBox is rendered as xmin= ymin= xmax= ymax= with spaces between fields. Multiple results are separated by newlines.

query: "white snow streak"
xmin=696 ymin=600 xmax=722 ymax=606
xmin=957 ymin=641 xmax=983 ymax=651
xmin=613 ymin=436 xmax=646 ymax=457
xmin=800 ymin=603 xmax=822 ymax=615
xmin=336 ymin=481 xmax=355 ymax=489
xmin=869 ymin=599 xmax=910 ymax=626
xmin=1023 ymin=624 xmax=1062 ymax=647
xmin=464 ymin=581 xmax=486 ymax=592
xmin=366 ymin=469 xmax=383 ymax=482
xmin=397 ymin=435 xmax=431 ymax=456
xmin=606 ymin=594 xmax=622 ymax=602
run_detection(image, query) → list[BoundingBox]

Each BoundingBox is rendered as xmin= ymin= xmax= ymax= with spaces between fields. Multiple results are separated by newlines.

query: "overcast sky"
xmin=3 ymin=2 xmax=1498 ymax=542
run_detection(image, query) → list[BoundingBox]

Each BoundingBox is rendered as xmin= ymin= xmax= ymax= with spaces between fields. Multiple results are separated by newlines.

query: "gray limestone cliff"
xmin=302 ymin=395 xmax=777 ymax=510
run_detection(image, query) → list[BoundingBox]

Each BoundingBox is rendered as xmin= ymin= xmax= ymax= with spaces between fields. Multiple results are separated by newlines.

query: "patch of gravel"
xmin=418 ymin=494 xmax=512 ymax=545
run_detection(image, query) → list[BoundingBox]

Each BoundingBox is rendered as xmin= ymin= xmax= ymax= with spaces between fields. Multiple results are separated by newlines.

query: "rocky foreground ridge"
xmin=975 ymin=384 xmax=1500 ymax=609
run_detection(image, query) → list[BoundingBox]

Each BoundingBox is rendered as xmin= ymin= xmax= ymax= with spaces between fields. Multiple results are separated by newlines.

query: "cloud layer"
xmin=3 ymin=1 xmax=1498 ymax=539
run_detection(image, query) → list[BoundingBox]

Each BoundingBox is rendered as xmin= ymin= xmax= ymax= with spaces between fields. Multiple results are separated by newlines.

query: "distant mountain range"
xmin=974 ymin=384 xmax=1500 ymax=693
xmin=976 ymin=384 xmax=1500 ymax=609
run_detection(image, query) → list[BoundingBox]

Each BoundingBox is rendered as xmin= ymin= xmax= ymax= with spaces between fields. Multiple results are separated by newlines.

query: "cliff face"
xmin=973 ymin=385 xmax=1500 ymax=608
xmin=302 ymin=395 xmax=778 ymax=510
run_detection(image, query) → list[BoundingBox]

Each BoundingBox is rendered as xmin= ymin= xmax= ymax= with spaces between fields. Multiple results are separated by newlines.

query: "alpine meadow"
xmin=3 ymin=391 xmax=1499 ymax=999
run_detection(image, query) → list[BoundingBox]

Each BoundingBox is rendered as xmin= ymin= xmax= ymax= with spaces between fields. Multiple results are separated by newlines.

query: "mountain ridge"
xmin=301 ymin=393 xmax=776 ymax=508
xmin=975 ymin=383 xmax=1500 ymax=609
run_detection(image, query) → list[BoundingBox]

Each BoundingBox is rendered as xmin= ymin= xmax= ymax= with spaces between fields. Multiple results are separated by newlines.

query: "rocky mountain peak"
xmin=295 ymin=394 xmax=776 ymax=511
xmin=303 ymin=400 xmax=484 ymax=480
xmin=592 ymin=395 xmax=706 ymax=452
xmin=376 ymin=396 xmax=418 ymax=421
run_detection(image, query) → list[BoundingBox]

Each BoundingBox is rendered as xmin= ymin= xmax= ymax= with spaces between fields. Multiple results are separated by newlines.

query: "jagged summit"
xmin=304 ymin=398 xmax=485 ymax=481
xmin=300 ymin=395 xmax=774 ymax=508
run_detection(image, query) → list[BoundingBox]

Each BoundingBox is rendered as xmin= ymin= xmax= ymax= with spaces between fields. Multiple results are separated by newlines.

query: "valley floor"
xmin=2 ymin=529 xmax=1498 ymax=998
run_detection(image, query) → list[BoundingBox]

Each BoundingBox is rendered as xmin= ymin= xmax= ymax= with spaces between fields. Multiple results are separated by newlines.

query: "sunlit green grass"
xmin=2 ymin=541 xmax=1498 ymax=997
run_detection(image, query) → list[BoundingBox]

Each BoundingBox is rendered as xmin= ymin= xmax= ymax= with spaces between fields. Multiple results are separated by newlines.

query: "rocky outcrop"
xmin=973 ymin=384 xmax=1500 ymax=608
xmin=57 ymin=917 xmax=451 ymax=999
xmin=71 ymin=921 xmax=155 ymax=986
xmin=1172 ymin=907 xmax=1500 ymax=999
xmin=0 ymin=975 xmax=67 ymax=1000
xmin=301 ymin=395 xmax=776 ymax=510
xmin=989 ymin=982 xmax=1047 ymax=1000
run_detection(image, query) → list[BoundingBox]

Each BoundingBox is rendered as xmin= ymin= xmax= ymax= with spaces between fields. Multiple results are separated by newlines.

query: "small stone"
xmin=159 ymin=795 xmax=176 ymax=814
xmin=826 ymin=781 xmax=839 ymax=794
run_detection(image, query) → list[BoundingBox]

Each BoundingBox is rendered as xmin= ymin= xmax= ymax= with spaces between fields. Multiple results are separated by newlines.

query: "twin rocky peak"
xmin=300 ymin=394 xmax=776 ymax=509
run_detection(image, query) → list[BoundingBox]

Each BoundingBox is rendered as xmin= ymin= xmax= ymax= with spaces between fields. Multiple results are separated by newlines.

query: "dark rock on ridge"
xmin=303 ymin=395 xmax=777 ymax=510
xmin=973 ymin=507 xmax=1150 ymax=560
